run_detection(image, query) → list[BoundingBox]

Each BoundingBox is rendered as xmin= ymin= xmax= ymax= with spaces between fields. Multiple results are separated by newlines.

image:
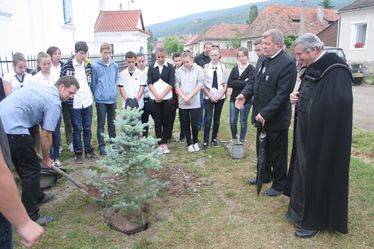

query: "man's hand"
xmin=16 ymin=219 xmax=44 ymax=248
xmin=42 ymin=158 xmax=53 ymax=169
xmin=235 ymin=94 xmax=246 ymax=109
xmin=256 ymin=113 xmax=266 ymax=127
xmin=290 ymin=91 xmax=299 ymax=105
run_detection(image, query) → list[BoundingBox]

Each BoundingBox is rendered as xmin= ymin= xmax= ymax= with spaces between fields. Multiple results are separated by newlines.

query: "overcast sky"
xmin=108 ymin=0 xmax=266 ymax=25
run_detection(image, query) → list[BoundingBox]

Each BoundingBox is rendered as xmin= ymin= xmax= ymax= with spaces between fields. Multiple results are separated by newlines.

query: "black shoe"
xmin=74 ymin=154 xmax=83 ymax=164
xmin=35 ymin=215 xmax=54 ymax=226
xmin=202 ymin=142 xmax=208 ymax=150
xmin=85 ymin=151 xmax=98 ymax=159
xmin=262 ymin=188 xmax=282 ymax=197
xmin=211 ymin=139 xmax=218 ymax=146
xmin=247 ymin=177 xmax=271 ymax=185
xmin=39 ymin=192 xmax=55 ymax=205
xmin=99 ymin=147 xmax=107 ymax=156
xmin=295 ymin=229 xmax=319 ymax=238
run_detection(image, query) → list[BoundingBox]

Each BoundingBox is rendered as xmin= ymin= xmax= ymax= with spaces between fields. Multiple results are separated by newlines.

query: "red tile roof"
xmin=184 ymin=33 xmax=201 ymax=46
xmin=245 ymin=5 xmax=338 ymax=38
xmin=202 ymin=23 xmax=249 ymax=40
xmin=94 ymin=10 xmax=150 ymax=35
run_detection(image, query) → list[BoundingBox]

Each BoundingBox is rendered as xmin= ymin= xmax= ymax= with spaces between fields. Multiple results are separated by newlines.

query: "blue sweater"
xmin=91 ymin=59 xmax=119 ymax=104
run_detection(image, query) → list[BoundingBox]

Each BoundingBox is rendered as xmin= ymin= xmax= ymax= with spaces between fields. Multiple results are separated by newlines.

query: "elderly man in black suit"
xmin=236 ymin=29 xmax=297 ymax=197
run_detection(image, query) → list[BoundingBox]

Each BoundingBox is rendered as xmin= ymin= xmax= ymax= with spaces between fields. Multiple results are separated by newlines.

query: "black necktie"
xmin=212 ymin=67 xmax=218 ymax=89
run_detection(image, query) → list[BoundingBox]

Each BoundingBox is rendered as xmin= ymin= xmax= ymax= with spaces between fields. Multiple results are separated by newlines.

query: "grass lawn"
xmin=13 ymin=99 xmax=374 ymax=249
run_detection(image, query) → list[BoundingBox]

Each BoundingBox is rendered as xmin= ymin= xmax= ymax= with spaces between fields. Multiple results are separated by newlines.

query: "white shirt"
xmin=153 ymin=61 xmax=168 ymax=74
xmin=50 ymin=63 xmax=61 ymax=83
xmin=203 ymin=62 xmax=228 ymax=100
xmin=31 ymin=71 xmax=55 ymax=86
xmin=3 ymin=72 xmax=32 ymax=91
xmin=72 ymin=58 xmax=93 ymax=109
xmin=118 ymin=68 xmax=147 ymax=108
xmin=139 ymin=66 xmax=149 ymax=98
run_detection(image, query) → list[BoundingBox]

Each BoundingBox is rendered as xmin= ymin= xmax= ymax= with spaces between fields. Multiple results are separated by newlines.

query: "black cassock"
xmin=286 ymin=52 xmax=353 ymax=234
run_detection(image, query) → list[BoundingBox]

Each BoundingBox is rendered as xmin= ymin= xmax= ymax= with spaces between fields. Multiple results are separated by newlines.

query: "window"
xmin=62 ymin=0 xmax=73 ymax=25
xmin=351 ymin=22 xmax=368 ymax=48
xmin=247 ymin=41 xmax=253 ymax=52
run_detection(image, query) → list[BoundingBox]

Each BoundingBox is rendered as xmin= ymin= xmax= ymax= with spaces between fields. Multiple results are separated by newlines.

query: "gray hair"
xmin=292 ymin=33 xmax=324 ymax=52
xmin=263 ymin=29 xmax=284 ymax=46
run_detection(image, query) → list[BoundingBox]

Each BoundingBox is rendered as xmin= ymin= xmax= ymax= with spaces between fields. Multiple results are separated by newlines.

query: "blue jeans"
xmin=0 ymin=214 xmax=12 ymax=249
xmin=70 ymin=106 xmax=93 ymax=155
xmin=50 ymin=115 xmax=62 ymax=161
xmin=96 ymin=103 xmax=116 ymax=149
xmin=203 ymin=98 xmax=225 ymax=143
xmin=229 ymin=101 xmax=252 ymax=141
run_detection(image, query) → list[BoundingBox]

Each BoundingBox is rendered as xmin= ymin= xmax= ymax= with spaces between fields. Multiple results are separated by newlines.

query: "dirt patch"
xmin=351 ymin=148 xmax=374 ymax=164
xmin=103 ymin=207 xmax=149 ymax=235
xmin=148 ymin=165 xmax=212 ymax=197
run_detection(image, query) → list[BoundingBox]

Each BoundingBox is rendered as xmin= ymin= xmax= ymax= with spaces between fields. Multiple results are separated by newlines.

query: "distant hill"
xmin=147 ymin=0 xmax=353 ymax=38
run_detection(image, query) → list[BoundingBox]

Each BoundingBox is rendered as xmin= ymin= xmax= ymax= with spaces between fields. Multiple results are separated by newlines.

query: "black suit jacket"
xmin=242 ymin=50 xmax=297 ymax=130
xmin=147 ymin=62 xmax=175 ymax=86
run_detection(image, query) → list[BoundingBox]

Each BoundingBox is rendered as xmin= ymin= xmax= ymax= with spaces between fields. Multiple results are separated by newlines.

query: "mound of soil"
xmin=148 ymin=165 xmax=212 ymax=197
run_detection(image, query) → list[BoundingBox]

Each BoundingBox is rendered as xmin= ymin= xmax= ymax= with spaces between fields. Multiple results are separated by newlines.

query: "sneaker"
xmin=157 ymin=145 xmax=164 ymax=155
xmin=202 ymin=142 xmax=208 ymax=150
xmin=193 ymin=143 xmax=200 ymax=152
xmin=74 ymin=154 xmax=83 ymax=164
xmin=68 ymin=143 xmax=74 ymax=152
xmin=211 ymin=139 xmax=218 ymax=146
xmin=53 ymin=159 xmax=62 ymax=167
xmin=39 ymin=192 xmax=55 ymax=205
xmin=188 ymin=145 xmax=195 ymax=152
xmin=163 ymin=144 xmax=170 ymax=154
xmin=35 ymin=215 xmax=54 ymax=226
xmin=85 ymin=151 xmax=98 ymax=160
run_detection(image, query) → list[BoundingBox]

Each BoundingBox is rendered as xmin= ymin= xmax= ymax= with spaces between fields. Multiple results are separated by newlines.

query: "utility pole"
xmin=299 ymin=0 xmax=306 ymax=35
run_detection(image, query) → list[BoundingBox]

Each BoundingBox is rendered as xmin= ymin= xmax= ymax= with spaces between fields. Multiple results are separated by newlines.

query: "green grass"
xmin=14 ymin=97 xmax=374 ymax=249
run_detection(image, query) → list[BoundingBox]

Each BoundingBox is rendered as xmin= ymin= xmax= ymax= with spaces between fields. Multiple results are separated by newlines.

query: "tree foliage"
xmin=86 ymin=108 xmax=167 ymax=213
xmin=284 ymin=36 xmax=298 ymax=48
xmin=164 ymin=36 xmax=184 ymax=54
xmin=319 ymin=0 xmax=334 ymax=9
xmin=230 ymin=31 xmax=242 ymax=49
xmin=246 ymin=5 xmax=258 ymax=24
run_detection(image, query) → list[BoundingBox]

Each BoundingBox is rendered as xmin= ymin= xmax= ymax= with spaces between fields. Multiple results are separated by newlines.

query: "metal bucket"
xmin=218 ymin=138 xmax=245 ymax=159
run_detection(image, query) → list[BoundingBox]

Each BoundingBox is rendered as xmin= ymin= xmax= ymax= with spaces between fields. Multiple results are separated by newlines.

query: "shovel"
xmin=51 ymin=165 xmax=89 ymax=194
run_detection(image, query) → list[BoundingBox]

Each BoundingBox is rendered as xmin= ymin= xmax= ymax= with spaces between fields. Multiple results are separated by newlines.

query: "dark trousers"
xmin=62 ymin=102 xmax=73 ymax=145
xmin=96 ymin=103 xmax=116 ymax=149
xmin=70 ymin=105 xmax=93 ymax=155
xmin=0 ymin=213 xmax=12 ymax=249
xmin=169 ymin=104 xmax=177 ymax=140
xmin=141 ymin=98 xmax=151 ymax=137
xmin=50 ymin=115 xmax=61 ymax=160
xmin=150 ymin=99 xmax=172 ymax=144
xmin=198 ymin=91 xmax=205 ymax=128
xmin=256 ymin=128 xmax=288 ymax=191
xmin=203 ymin=98 xmax=225 ymax=143
xmin=179 ymin=108 xmax=200 ymax=146
xmin=7 ymin=134 xmax=44 ymax=221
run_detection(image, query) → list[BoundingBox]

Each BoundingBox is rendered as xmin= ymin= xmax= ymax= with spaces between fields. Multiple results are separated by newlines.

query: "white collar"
xmin=270 ymin=49 xmax=282 ymax=59
xmin=73 ymin=57 xmax=83 ymax=67
xmin=314 ymin=51 xmax=327 ymax=64
xmin=153 ymin=61 xmax=168 ymax=68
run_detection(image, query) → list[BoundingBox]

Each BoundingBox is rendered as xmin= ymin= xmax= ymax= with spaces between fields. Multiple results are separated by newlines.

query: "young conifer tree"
xmin=86 ymin=108 xmax=167 ymax=212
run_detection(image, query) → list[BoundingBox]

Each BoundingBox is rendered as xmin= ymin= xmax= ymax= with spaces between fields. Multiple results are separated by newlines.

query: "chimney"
xmin=317 ymin=6 xmax=324 ymax=22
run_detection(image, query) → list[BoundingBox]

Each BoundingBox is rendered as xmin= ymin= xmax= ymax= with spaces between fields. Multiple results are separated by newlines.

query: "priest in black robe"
xmin=286 ymin=33 xmax=353 ymax=238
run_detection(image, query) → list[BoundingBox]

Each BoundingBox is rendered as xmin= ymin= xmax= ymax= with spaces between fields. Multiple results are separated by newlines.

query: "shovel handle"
xmin=51 ymin=165 xmax=89 ymax=193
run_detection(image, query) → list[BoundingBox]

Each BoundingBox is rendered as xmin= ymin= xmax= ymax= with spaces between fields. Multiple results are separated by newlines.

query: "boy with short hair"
xmin=91 ymin=43 xmax=119 ymax=156
xmin=60 ymin=41 xmax=97 ymax=162
xmin=118 ymin=51 xmax=146 ymax=109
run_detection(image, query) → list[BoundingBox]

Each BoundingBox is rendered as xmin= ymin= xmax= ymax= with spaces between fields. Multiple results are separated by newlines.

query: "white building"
xmin=0 ymin=0 xmax=149 ymax=59
xmin=338 ymin=0 xmax=374 ymax=62
xmin=0 ymin=0 xmax=101 ymax=57
xmin=93 ymin=10 xmax=150 ymax=55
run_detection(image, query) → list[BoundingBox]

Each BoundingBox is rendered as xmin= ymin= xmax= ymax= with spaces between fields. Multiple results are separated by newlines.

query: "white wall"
xmin=94 ymin=31 xmax=149 ymax=55
xmin=0 ymin=0 xmax=99 ymax=57
xmin=338 ymin=8 xmax=374 ymax=62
